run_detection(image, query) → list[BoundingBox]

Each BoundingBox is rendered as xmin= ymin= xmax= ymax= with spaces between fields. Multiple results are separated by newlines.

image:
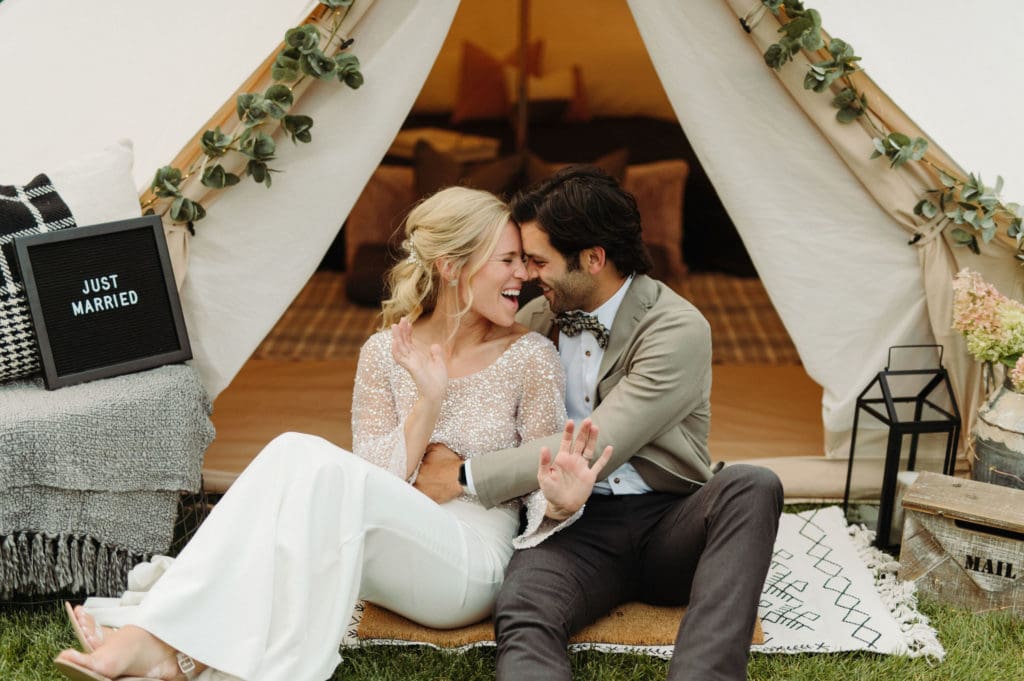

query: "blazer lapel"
xmin=597 ymin=275 xmax=656 ymax=380
xmin=528 ymin=305 xmax=556 ymax=343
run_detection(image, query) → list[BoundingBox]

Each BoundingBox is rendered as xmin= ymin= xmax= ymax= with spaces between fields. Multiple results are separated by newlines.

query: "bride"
xmin=55 ymin=186 xmax=612 ymax=681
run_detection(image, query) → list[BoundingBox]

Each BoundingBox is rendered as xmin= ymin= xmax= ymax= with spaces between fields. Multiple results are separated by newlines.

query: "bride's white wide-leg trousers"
xmin=127 ymin=432 xmax=515 ymax=681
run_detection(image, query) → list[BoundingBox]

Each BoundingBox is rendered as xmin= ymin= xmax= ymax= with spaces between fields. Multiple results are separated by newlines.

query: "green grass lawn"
xmin=2 ymin=598 xmax=1022 ymax=681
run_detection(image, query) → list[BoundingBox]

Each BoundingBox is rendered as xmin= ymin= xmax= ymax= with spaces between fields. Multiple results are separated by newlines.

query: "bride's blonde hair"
xmin=380 ymin=186 xmax=511 ymax=329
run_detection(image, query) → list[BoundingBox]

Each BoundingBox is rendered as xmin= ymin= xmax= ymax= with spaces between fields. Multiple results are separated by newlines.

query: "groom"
xmin=416 ymin=166 xmax=783 ymax=681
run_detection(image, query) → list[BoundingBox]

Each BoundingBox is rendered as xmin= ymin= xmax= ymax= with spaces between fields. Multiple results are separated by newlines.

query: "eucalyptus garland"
xmin=144 ymin=0 xmax=363 ymax=231
xmin=747 ymin=0 xmax=1023 ymax=259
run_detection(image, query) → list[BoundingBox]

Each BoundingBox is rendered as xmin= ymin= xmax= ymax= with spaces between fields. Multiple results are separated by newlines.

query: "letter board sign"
xmin=14 ymin=215 xmax=191 ymax=389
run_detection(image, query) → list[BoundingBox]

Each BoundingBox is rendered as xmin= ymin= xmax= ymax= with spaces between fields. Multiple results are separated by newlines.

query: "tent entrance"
xmin=203 ymin=0 xmax=835 ymax=499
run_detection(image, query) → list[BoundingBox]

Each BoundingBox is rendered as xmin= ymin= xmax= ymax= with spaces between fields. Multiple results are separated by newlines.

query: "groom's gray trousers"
xmin=494 ymin=463 xmax=783 ymax=681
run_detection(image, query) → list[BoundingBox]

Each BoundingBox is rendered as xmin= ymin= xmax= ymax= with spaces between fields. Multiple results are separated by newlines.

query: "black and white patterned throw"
xmin=554 ymin=310 xmax=610 ymax=349
xmin=0 ymin=173 xmax=77 ymax=381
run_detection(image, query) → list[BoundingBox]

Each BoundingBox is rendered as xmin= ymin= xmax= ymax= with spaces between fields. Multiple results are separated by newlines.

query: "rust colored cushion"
xmin=451 ymin=40 xmax=543 ymax=124
xmin=525 ymin=147 xmax=630 ymax=187
xmin=414 ymin=140 xmax=525 ymax=199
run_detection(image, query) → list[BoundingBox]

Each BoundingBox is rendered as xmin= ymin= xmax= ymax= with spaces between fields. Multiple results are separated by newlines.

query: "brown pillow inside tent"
xmin=413 ymin=140 xmax=525 ymax=199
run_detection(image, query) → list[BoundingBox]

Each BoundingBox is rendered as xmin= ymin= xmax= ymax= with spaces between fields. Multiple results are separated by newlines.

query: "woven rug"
xmin=253 ymin=272 xmax=800 ymax=365
xmin=347 ymin=507 xmax=944 ymax=660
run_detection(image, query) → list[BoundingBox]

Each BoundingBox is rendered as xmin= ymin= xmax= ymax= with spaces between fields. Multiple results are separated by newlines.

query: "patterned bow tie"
xmin=554 ymin=311 xmax=610 ymax=349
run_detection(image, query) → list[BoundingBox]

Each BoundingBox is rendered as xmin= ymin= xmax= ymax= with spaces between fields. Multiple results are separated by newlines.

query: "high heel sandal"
xmin=53 ymin=651 xmax=198 ymax=681
xmin=64 ymin=602 xmax=98 ymax=653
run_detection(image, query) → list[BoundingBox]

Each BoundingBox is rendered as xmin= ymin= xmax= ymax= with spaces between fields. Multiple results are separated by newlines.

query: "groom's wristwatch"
xmin=458 ymin=461 xmax=468 ymax=491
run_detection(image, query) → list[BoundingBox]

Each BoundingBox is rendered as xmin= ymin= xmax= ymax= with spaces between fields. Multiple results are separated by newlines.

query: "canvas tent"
xmin=1 ymin=0 xmax=1022 ymax=496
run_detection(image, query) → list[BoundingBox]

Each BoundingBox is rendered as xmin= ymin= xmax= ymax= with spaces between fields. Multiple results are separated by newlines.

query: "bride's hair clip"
xmin=403 ymin=234 xmax=422 ymax=267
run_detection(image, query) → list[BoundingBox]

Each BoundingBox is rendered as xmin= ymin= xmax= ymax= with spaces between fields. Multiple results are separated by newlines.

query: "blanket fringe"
xmin=847 ymin=523 xmax=946 ymax=661
xmin=0 ymin=531 xmax=151 ymax=599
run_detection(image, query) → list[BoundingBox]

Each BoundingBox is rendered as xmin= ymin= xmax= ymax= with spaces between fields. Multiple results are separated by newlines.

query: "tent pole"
xmin=515 ymin=0 xmax=530 ymax=152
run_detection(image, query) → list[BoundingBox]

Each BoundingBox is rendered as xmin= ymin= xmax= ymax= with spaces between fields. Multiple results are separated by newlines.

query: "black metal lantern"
xmin=842 ymin=345 xmax=961 ymax=550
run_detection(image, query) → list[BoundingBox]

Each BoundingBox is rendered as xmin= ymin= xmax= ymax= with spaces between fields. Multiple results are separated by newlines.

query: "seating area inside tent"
xmin=2 ymin=0 xmax=1023 ymax=612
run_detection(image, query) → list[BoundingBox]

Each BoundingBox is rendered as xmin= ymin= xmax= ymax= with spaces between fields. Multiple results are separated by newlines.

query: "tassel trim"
xmin=0 ymin=531 xmax=151 ymax=599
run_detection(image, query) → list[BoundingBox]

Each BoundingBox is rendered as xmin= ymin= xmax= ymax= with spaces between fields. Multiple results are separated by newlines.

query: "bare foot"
xmin=55 ymin=625 xmax=206 ymax=680
xmin=71 ymin=605 xmax=114 ymax=651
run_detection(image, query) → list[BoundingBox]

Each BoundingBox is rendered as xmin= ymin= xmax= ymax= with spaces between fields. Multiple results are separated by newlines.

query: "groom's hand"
xmin=414 ymin=443 xmax=463 ymax=504
xmin=539 ymin=419 xmax=613 ymax=521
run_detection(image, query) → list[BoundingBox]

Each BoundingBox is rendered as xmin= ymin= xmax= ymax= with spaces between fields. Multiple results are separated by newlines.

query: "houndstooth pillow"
xmin=0 ymin=174 xmax=78 ymax=381
xmin=0 ymin=140 xmax=141 ymax=383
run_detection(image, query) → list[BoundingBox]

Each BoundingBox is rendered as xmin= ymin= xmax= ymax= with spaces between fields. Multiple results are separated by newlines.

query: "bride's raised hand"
xmin=391 ymin=317 xmax=447 ymax=402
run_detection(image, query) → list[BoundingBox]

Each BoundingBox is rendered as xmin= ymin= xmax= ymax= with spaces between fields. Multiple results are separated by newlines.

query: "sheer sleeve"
xmin=515 ymin=334 xmax=567 ymax=443
xmin=351 ymin=331 xmax=409 ymax=479
xmin=508 ymin=334 xmax=584 ymax=548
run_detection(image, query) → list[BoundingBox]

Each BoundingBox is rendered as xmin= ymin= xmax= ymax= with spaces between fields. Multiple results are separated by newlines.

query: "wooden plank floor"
xmin=203 ymin=359 xmax=356 ymax=492
xmin=203 ymin=359 xmax=824 ymax=493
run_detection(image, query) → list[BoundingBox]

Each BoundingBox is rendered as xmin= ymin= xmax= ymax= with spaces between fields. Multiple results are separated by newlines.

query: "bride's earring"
xmin=449 ymin=278 xmax=458 ymax=287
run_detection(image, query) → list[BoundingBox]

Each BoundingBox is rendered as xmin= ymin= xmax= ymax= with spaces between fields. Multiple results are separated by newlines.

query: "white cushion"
xmin=48 ymin=139 xmax=141 ymax=227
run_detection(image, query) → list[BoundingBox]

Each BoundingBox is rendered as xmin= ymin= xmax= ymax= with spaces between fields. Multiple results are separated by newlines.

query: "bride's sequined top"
xmin=352 ymin=330 xmax=580 ymax=546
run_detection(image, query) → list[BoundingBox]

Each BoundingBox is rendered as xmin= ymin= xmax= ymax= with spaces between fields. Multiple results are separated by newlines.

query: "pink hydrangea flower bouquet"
xmin=952 ymin=268 xmax=1024 ymax=391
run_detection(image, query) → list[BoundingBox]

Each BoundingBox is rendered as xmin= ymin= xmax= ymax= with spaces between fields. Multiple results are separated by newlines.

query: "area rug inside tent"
xmin=252 ymin=271 xmax=801 ymax=365
xmin=346 ymin=507 xmax=944 ymax=660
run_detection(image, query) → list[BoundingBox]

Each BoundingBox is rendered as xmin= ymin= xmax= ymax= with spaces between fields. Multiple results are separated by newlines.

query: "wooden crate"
xmin=899 ymin=472 xmax=1024 ymax=616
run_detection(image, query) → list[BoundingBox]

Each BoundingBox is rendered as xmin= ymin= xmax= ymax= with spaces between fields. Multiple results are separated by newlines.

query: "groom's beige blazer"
xmin=470 ymin=274 xmax=716 ymax=508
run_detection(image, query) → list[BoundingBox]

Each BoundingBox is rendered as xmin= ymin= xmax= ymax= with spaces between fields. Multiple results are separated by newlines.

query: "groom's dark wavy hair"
xmin=510 ymin=165 xmax=652 ymax=275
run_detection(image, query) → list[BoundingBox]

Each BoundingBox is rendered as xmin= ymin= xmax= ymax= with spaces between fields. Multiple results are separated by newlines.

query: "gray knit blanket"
xmin=0 ymin=364 xmax=215 ymax=598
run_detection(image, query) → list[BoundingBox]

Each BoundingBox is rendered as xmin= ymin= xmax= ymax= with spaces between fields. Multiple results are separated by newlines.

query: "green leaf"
xmin=888 ymin=132 xmax=911 ymax=147
xmin=1009 ymin=217 xmax=1023 ymax=238
xmin=764 ymin=44 xmax=788 ymax=70
xmin=200 ymin=164 xmax=240 ymax=189
xmin=800 ymin=28 xmax=823 ymax=51
xmin=272 ymin=49 xmax=301 ymax=82
xmin=950 ymin=227 xmax=974 ymax=244
xmin=909 ymin=137 xmax=928 ymax=162
xmin=265 ymin=84 xmax=294 ymax=108
xmin=334 ymin=53 xmax=359 ymax=74
xmin=914 ymin=199 xmax=938 ymax=219
xmin=169 ymin=196 xmax=206 ymax=223
xmin=236 ymin=93 xmax=268 ymax=122
xmin=1000 ymin=353 xmax=1023 ymax=369
xmin=996 ymin=175 xmax=1005 ymax=195
xmin=831 ymin=87 xmax=857 ymax=107
xmin=284 ymin=24 xmax=320 ymax=54
xmin=828 ymin=38 xmax=853 ymax=60
xmin=835 ymin=106 xmax=860 ymax=123
xmin=950 ymin=228 xmax=981 ymax=254
xmin=283 ymin=114 xmax=314 ymax=144
xmin=247 ymin=159 xmax=269 ymax=186
xmin=263 ymin=100 xmax=288 ymax=120
xmin=247 ymin=162 xmax=265 ymax=182
xmin=320 ymin=0 xmax=353 ymax=7
xmin=939 ymin=171 xmax=958 ymax=188
xmin=200 ymin=128 xmax=232 ymax=157
xmin=344 ymin=70 xmax=364 ymax=89
xmin=300 ymin=49 xmax=336 ymax=79
xmin=151 ymin=166 xmax=183 ymax=198
xmin=241 ymin=132 xmax=276 ymax=161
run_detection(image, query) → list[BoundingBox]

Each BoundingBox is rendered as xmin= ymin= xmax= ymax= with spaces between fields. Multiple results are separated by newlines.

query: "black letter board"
xmin=14 ymin=215 xmax=191 ymax=389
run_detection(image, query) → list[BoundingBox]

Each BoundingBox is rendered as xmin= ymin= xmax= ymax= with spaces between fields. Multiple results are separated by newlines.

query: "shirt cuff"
xmin=463 ymin=459 xmax=478 ymax=495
